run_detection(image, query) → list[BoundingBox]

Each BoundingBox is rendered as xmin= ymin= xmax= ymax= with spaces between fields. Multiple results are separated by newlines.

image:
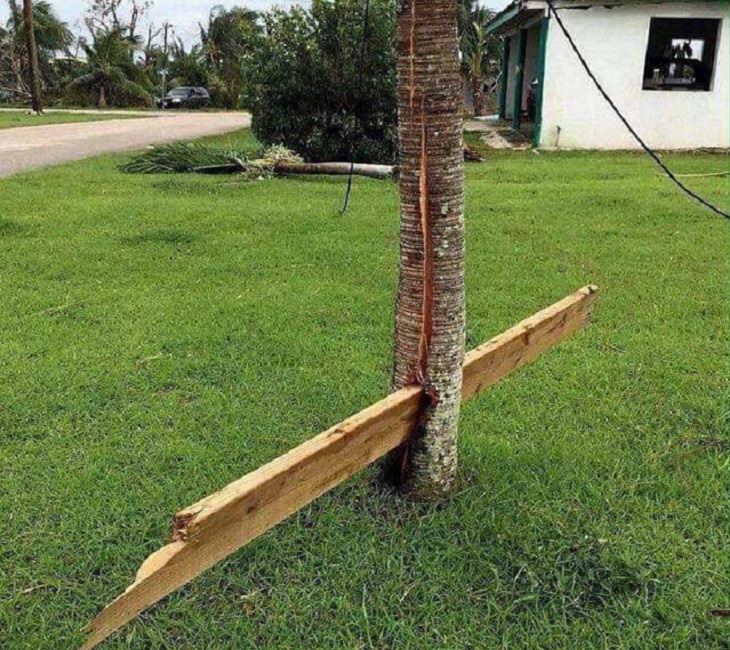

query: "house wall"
xmin=539 ymin=1 xmax=730 ymax=149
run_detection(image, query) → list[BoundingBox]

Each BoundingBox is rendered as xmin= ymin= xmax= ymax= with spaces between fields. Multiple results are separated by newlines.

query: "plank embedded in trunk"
xmin=82 ymin=286 xmax=597 ymax=649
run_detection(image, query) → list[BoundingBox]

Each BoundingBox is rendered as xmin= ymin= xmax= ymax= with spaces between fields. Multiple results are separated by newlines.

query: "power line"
xmin=545 ymin=0 xmax=729 ymax=220
xmin=340 ymin=0 xmax=372 ymax=214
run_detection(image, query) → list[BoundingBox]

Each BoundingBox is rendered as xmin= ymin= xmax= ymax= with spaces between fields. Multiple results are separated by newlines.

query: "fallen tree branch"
xmin=82 ymin=285 xmax=598 ymax=649
xmin=193 ymin=160 xmax=394 ymax=179
xmin=194 ymin=154 xmax=476 ymax=177
xmin=276 ymin=160 xmax=394 ymax=179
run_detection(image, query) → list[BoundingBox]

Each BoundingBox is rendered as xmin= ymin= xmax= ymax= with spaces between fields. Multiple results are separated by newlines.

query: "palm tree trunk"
xmin=472 ymin=77 xmax=486 ymax=116
xmin=389 ymin=0 xmax=465 ymax=499
xmin=22 ymin=0 xmax=43 ymax=114
xmin=98 ymin=85 xmax=107 ymax=109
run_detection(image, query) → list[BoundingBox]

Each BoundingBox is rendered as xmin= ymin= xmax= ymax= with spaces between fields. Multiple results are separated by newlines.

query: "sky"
xmin=0 ymin=0 xmax=505 ymax=46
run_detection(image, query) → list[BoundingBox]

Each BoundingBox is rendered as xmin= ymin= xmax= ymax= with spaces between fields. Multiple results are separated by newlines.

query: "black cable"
xmin=545 ymin=0 xmax=729 ymax=220
xmin=340 ymin=0 xmax=372 ymax=214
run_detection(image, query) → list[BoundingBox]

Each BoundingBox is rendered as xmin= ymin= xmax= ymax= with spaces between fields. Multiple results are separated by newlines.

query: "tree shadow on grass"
xmin=119 ymin=229 xmax=198 ymax=246
xmin=0 ymin=217 xmax=35 ymax=237
xmin=150 ymin=178 xmax=268 ymax=195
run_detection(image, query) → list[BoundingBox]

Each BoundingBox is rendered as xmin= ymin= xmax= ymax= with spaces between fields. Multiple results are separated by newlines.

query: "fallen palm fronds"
xmin=119 ymin=142 xmax=255 ymax=174
xmin=121 ymin=141 xmax=481 ymax=180
xmin=121 ymin=143 xmax=394 ymax=179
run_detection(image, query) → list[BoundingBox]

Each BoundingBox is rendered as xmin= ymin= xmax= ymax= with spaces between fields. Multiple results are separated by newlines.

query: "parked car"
xmin=157 ymin=86 xmax=211 ymax=109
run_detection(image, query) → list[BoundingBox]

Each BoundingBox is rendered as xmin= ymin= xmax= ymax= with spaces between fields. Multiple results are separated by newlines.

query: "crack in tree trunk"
xmin=416 ymin=111 xmax=433 ymax=384
xmin=389 ymin=0 xmax=465 ymax=499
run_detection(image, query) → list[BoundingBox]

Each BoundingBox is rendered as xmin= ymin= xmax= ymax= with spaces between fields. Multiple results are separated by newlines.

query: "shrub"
xmin=244 ymin=0 xmax=396 ymax=164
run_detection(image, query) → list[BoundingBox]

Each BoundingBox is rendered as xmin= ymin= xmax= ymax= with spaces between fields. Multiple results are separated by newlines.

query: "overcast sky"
xmin=0 ymin=0 xmax=505 ymax=45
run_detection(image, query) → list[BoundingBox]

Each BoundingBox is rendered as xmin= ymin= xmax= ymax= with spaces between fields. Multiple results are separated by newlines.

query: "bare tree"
xmin=22 ymin=0 xmax=42 ymax=113
xmin=85 ymin=0 xmax=153 ymax=39
xmin=2 ymin=1 xmax=29 ymax=98
xmin=389 ymin=0 xmax=465 ymax=498
xmin=143 ymin=23 xmax=162 ymax=63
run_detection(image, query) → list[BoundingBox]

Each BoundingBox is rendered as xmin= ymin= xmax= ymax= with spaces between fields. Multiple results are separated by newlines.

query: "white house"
xmin=486 ymin=0 xmax=729 ymax=149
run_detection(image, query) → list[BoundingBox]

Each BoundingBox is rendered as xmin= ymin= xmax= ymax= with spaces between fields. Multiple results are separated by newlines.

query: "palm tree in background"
xmin=458 ymin=2 xmax=498 ymax=116
xmin=21 ymin=0 xmax=42 ymax=112
xmin=464 ymin=18 xmax=488 ymax=115
xmin=199 ymin=5 xmax=260 ymax=108
xmin=2 ymin=0 xmax=71 ymax=108
xmin=68 ymin=28 xmax=152 ymax=108
xmin=168 ymin=38 xmax=208 ymax=88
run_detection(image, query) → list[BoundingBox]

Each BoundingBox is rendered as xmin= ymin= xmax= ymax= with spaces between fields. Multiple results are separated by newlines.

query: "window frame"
xmin=641 ymin=16 xmax=722 ymax=93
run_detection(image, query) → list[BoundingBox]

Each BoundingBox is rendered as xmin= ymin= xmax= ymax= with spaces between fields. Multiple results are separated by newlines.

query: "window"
xmin=643 ymin=18 xmax=721 ymax=91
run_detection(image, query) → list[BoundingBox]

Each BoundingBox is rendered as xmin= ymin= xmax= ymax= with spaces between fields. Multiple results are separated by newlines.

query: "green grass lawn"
xmin=0 ymin=130 xmax=727 ymax=648
xmin=0 ymin=111 xmax=148 ymax=129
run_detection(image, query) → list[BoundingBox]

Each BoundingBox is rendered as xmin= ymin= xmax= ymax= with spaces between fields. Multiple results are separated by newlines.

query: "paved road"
xmin=0 ymin=112 xmax=251 ymax=178
xmin=0 ymin=108 xmax=163 ymax=115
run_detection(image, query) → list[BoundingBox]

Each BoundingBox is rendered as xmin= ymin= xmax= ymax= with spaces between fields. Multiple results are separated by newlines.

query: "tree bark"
xmin=22 ymin=0 xmax=43 ymax=114
xmin=275 ymin=161 xmax=393 ymax=179
xmin=388 ymin=0 xmax=465 ymax=499
xmin=98 ymin=85 xmax=107 ymax=109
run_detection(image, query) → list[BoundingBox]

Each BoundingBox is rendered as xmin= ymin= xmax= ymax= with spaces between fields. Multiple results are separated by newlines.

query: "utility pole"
xmin=160 ymin=68 xmax=168 ymax=109
xmin=160 ymin=22 xmax=171 ymax=110
xmin=22 ymin=0 xmax=43 ymax=114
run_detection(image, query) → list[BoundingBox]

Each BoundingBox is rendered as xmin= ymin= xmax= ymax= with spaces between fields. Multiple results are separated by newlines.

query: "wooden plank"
xmin=82 ymin=285 xmax=597 ymax=649
xmin=81 ymin=386 xmax=423 ymax=650
xmin=462 ymin=284 xmax=597 ymax=400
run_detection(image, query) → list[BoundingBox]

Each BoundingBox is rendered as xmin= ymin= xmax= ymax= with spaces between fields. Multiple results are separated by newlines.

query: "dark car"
xmin=157 ymin=86 xmax=211 ymax=109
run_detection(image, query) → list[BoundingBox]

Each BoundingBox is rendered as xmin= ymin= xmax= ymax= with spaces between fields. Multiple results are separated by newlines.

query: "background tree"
xmin=1 ymin=1 xmax=30 ymax=100
xmin=168 ymin=38 xmax=208 ymax=88
xmin=85 ymin=0 xmax=153 ymax=40
xmin=22 ymin=0 xmax=42 ymax=112
xmin=245 ymin=0 xmax=396 ymax=163
xmin=458 ymin=1 xmax=499 ymax=115
xmin=389 ymin=0 xmax=465 ymax=497
xmin=139 ymin=20 xmax=172 ymax=101
xmin=141 ymin=22 xmax=163 ymax=67
xmin=463 ymin=18 xmax=487 ymax=115
xmin=1 ymin=0 xmax=71 ymax=104
xmin=67 ymin=28 xmax=152 ymax=108
xmin=199 ymin=5 xmax=260 ymax=108
xmin=28 ymin=0 xmax=72 ymax=98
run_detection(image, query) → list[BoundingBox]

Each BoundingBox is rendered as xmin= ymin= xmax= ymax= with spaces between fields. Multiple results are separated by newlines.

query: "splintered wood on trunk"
xmin=390 ymin=0 xmax=465 ymax=498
